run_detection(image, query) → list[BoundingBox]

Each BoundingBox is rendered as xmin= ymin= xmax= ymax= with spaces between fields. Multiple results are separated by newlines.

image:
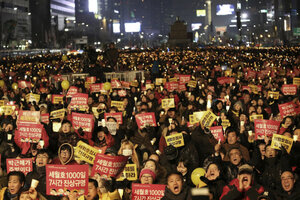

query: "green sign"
xmin=293 ymin=28 xmax=300 ymax=36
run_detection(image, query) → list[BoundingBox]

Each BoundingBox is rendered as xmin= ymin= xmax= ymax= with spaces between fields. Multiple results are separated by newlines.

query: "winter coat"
xmin=223 ymin=143 xmax=250 ymax=162
xmin=200 ymin=176 xmax=226 ymax=200
xmin=161 ymin=184 xmax=192 ymax=200
xmin=220 ymin=178 xmax=264 ymax=200
xmin=269 ymin=182 xmax=300 ymax=200
xmin=25 ymin=166 xmax=48 ymax=198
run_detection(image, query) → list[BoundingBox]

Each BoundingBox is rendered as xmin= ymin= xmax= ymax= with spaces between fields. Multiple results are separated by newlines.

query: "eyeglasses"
xmin=281 ymin=177 xmax=294 ymax=181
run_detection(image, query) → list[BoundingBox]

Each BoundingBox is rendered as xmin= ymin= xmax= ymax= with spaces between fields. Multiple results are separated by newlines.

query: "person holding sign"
xmin=92 ymin=126 xmax=115 ymax=154
xmin=118 ymin=140 xmax=140 ymax=169
xmin=57 ymin=120 xmax=80 ymax=148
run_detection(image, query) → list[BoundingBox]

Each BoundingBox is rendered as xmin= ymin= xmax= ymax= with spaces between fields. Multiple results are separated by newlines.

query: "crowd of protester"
xmin=0 ymin=46 xmax=299 ymax=200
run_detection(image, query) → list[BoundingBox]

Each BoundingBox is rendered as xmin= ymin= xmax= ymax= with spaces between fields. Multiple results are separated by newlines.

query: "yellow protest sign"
xmin=162 ymin=98 xmax=175 ymax=109
xmin=225 ymin=69 xmax=232 ymax=77
xmin=111 ymin=101 xmax=124 ymax=111
xmin=250 ymin=114 xmax=264 ymax=122
xmin=0 ymin=106 xmax=14 ymax=115
xmin=249 ymin=85 xmax=258 ymax=94
xmin=222 ymin=119 xmax=231 ymax=130
xmin=52 ymin=95 xmax=64 ymax=104
xmin=50 ymin=109 xmax=65 ymax=119
xmin=169 ymin=77 xmax=178 ymax=82
xmin=130 ymin=81 xmax=139 ymax=87
xmin=193 ymin=111 xmax=205 ymax=123
xmin=271 ymin=134 xmax=293 ymax=153
xmin=200 ymin=111 xmax=217 ymax=128
xmin=187 ymin=80 xmax=197 ymax=88
xmin=146 ymin=84 xmax=155 ymax=90
xmin=0 ymin=100 xmax=4 ymax=107
xmin=165 ymin=133 xmax=185 ymax=148
xmin=74 ymin=141 xmax=99 ymax=164
xmin=117 ymin=164 xmax=137 ymax=181
xmin=155 ymin=78 xmax=167 ymax=86
xmin=268 ymin=91 xmax=279 ymax=99
xmin=293 ymin=78 xmax=300 ymax=86
xmin=26 ymin=93 xmax=40 ymax=103
xmin=92 ymin=107 xmax=99 ymax=119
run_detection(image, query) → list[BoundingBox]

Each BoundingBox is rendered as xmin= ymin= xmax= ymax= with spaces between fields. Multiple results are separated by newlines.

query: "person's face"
xmin=97 ymin=131 xmax=105 ymax=141
xmin=36 ymin=153 xmax=50 ymax=167
xmin=248 ymin=106 xmax=255 ymax=115
xmin=140 ymin=173 xmax=154 ymax=184
xmin=85 ymin=182 xmax=98 ymax=200
xmin=206 ymin=164 xmax=220 ymax=181
xmin=60 ymin=149 xmax=71 ymax=163
xmin=8 ymin=175 xmax=23 ymax=195
xmin=19 ymin=193 xmax=31 ymax=200
xmin=4 ymin=124 xmax=13 ymax=132
xmin=283 ymin=132 xmax=292 ymax=138
xmin=240 ymin=114 xmax=246 ymax=122
xmin=244 ymin=94 xmax=250 ymax=103
xmin=258 ymin=99 xmax=264 ymax=106
xmin=281 ymin=171 xmax=295 ymax=193
xmin=227 ymin=132 xmax=237 ymax=145
xmin=144 ymin=161 xmax=156 ymax=172
xmin=217 ymin=102 xmax=223 ymax=110
xmin=258 ymin=143 xmax=266 ymax=157
xmin=168 ymin=110 xmax=175 ymax=118
xmin=265 ymin=146 xmax=276 ymax=158
xmin=167 ymin=174 xmax=183 ymax=195
xmin=294 ymin=129 xmax=300 ymax=141
xmin=88 ymin=97 xmax=94 ymax=105
xmin=285 ymin=118 xmax=292 ymax=127
xmin=177 ymin=162 xmax=187 ymax=175
xmin=62 ymin=123 xmax=71 ymax=133
xmin=99 ymin=96 xmax=105 ymax=103
xmin=257 ymin=106 xmax=262 ymax=114
xmin=234 ymin=103 xmax=241 ymax=111
xmin=229 ymin=149 xmax=242 ymax=165
xmin=238 ymin=173 xmax=252 ymax=187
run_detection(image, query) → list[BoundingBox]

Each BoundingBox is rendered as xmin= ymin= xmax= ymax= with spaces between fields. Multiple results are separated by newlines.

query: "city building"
xmin=0 ymin=0 xmax=31 ymax=49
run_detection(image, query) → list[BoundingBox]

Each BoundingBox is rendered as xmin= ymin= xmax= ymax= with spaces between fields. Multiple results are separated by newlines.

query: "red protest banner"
xmin=18 ymin=80 xmax=31 ymax=89
xmin=121 ymin=81 xmax=131 ymax=89
xmin=6 ymin=158 xmax=33 ymax=175
xmin=67 ymin=86 xmax=78 ymax=98
xmin=118 ymin=90 xmax=127 ymax=97
xmin=135 ymin=112 xmax=157 ymax=129
xmin=246 ymin=70 xmax=256 ymax=79
xmin=70 ymin=93 xmax=88 ymax=106
xmin=165 ymin=82 xmax=179 ymax=92
xmin=86 ymin=76 xmax=96 ymax=83
xmin=91 ymin=154 xmax=128 ymax=177
xmin=177 ymin=83 xmax=186 ymax=92
xmin=72 ymin=112 xmax=94 ymax=132
xmin=217 ymin=77 xmax=235 ymax=85
xmin=17 ymin=123 xmax=43 ymax=143
xmin=111 ymin=79 xmax=122 ymax=89
xmin=18 ymin=111 xmax=40 ymax=124
xmin=46 ymin=165 xmax=89 ymax=196
xmin=41 ymin=113 xmax=50 ymax=124
xmin=132 ymin=184 xmax=166 ymax=200
xmin=104 ymin=112 xmax=123 ymax=124
xmin=175 ymin=74 xmax=191 ymax=84
xmin=278 ymin=102 xmax=297 ymax=118
xmin=254 ymin=119 xmax=280 ymax=140
xmin=210 ymin=126 xmax=225 ymax=142
xmin=90 ymin=83 xmax=105 ymax=93
xmin=281 ymin=85 xmax=297 ymax=96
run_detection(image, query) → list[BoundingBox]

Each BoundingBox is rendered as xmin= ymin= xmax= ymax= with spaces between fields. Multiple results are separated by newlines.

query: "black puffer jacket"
xmin=269 ymin=182 xmax=300 ymax=200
